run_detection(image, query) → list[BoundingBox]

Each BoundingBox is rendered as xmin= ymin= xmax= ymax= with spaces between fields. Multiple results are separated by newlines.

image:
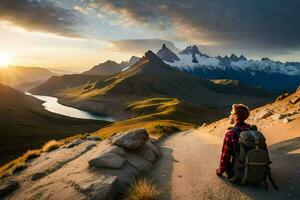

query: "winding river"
xmin=26 ymin=93 xmax=115 ymax=122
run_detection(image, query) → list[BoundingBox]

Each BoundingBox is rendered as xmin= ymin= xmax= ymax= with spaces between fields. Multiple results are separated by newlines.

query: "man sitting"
xmin=216 ymin=104 xmax=251 ymax=179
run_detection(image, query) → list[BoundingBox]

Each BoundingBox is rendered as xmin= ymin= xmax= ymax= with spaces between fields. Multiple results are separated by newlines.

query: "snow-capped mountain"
xmin=156 ymin=44 xmax=300 ymax=92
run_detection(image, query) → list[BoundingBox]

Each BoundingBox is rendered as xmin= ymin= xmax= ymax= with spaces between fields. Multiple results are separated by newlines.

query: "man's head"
xmin=229 ymin=104 xmax=250 ymax=124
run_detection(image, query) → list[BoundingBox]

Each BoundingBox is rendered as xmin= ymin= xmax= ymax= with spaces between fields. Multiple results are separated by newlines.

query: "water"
xmin=26 ymin=93 xmax=115 ymax=122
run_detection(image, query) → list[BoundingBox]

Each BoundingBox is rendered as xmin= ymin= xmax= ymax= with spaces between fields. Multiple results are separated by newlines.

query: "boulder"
xmin=87 ymin=136 xmax=102 ymax=141
xmin=89 ymin=152 xmax=125 ymax=169
xmin=73 ymin=175 xmax=117 ymax=200
xmin=125 ymin=153 xmax=153 ymax=173
xmin=115 ymin=163 xmax=140 ymax=192
xmin=282 ymin=118 xmax=291 ymax=123
xmin=289 ymin=96 xmax=300 ymax=104
xmin=258 ymin=110 xmax=273 ymax=119
xmin=31 ymin=172 xmax=47 ymax=181
xmin=276 ymin=93 xmax=290 ymax=101
xmin=135 ymin=145 xmax=156 ymax=163
xmin=67 ymin=139 xmax=84 ymax=148
xmin=145 ymin=141 xmax=161 ymax=157
xmin=0 ymin=180 xmax=19 ymax=198
xmin=272 ymin=113 xmax=285 ymax=121
xmin=103 ymin=145 xmax=125 ymax=156
xmin=112 ymin=129 xmax=149 ymax=150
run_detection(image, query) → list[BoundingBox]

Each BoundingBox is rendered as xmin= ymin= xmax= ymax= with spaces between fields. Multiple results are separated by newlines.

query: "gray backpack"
xmin=232 ymin=127 xmax=278 ymax=190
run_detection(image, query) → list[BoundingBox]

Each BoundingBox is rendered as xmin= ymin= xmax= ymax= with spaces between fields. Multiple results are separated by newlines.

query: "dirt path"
xmin=148 ymin=129 xmax=300 ymax=200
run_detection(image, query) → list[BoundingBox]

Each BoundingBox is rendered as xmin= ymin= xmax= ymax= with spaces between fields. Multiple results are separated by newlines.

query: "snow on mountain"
xmin=157 ymin=44 xmax=300 ymax=76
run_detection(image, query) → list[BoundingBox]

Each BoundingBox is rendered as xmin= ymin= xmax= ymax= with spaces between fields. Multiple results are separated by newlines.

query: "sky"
xmin=0 ymin=0 xmax=299 ymax=72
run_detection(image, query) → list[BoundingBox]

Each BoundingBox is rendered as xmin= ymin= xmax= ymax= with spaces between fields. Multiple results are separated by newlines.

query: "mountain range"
xmin=155 ymin=44 xmax=300 ymax=92
xmin=30 ymin=50 xmax=274 ymax=120
xmin=83 ymin=56 xmax=140 ymax=75
xmin=0 ymin=66 xmax=56 ymax=91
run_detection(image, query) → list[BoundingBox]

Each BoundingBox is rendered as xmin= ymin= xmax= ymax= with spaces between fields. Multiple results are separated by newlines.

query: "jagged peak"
xmin=239 ymin=55 xmax=247 ymax=61
xmin=179 ymin=45 xmax=203 ymax=55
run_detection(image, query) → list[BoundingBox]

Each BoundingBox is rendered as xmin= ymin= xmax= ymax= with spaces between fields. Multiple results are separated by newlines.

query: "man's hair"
xmin=231 ymin=104 xmax=250 ymax=121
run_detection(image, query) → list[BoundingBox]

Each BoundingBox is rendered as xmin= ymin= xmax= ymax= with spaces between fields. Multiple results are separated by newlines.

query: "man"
xmin=216 ymin=104 xmax=251 ymax=178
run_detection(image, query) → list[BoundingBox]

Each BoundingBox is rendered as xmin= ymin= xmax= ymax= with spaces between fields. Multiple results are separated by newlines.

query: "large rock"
xmin=103 ymin=145 xmax=125 ymax=156
xmin=272 ymin=113 xmax=285 ymax=121
xmin=145 ymin=141 xmax=161 ymax=157
xmin=89 ymin=152 xmax=125 ymax=169
xmin=0 ymin=179 xmax=19 ymax=198
xmin=66 ymin=139 xmax=84 ymax=148
xmin=289 ymin=96 xmax=300 ymax=104
xmin=112 ymin=129 xmax=149 ymax=150
xmin=72 ymin=175 xmax=117 ymax=200
xmin=87 ymin=136 xmax=102 ymax=141
xmin=135 ymin=145 xmax=156 ymax=163
xmin=258 ymin=110 xmax=273 ymax=119
xmin=125 ymin=152 xmax=153 ymax=173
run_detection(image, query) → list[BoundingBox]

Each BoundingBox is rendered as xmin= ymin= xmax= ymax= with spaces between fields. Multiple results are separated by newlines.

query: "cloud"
xmin=0 ymin=0 xmax=81 ymax=38
xmin=93 ymin=0 xmax=300 ymax=51
xmin=108 ymin=39 xmax=180 ymax=54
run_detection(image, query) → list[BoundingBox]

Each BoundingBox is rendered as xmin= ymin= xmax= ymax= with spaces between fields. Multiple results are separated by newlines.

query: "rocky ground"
xmin=0 ymin=129 xmax=160 ymax=200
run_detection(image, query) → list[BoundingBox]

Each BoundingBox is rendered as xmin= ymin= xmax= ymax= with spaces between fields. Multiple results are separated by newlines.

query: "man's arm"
xmin=216 ymin=131 xmax=232 ymax=176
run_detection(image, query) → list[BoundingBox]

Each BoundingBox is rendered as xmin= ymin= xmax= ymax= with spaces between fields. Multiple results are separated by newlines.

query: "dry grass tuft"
xmin=24 ymin=149 xmax=42 ymax=162
xmin=42 ymin=140 xmax=62 ymax=152
xmin=125 ymin=178 xmax=160 ymax=200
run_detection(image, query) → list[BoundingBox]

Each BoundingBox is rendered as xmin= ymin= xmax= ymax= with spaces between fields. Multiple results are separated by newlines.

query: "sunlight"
xmin=0 ymin=52 xmax=12 ymax=67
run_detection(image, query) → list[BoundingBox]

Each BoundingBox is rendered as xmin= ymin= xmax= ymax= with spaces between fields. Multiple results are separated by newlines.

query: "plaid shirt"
xmin=218 ymin=121 xmax=251 ymax=174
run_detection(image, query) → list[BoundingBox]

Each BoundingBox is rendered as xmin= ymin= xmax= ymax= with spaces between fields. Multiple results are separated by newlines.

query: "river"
xmin=26 ymin=93 xmax=115 ymax=122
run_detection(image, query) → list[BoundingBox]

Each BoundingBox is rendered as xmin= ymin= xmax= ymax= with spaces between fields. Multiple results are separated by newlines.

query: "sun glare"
xmin=0 ymin=53 xmax=12 ymax=67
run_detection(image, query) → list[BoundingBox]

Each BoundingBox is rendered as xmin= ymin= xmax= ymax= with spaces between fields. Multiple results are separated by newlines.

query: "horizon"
xmin=0 ymin=0 xmax=299 ymax=71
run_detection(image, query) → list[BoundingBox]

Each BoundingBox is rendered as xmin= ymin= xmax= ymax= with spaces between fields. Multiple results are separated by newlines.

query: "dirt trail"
xmin=149 ymin=129 xmax=300 ymax=200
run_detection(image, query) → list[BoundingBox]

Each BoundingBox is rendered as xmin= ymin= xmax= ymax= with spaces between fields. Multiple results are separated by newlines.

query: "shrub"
xmin=23 ymin=150 xmax=42 ymax=162
xmin=150 ymin=124 xmax=180 ymax=140
xmin=42 ymin=140 xmax=62 ymax=152
xmin=125 ymin=178 xmax=160 ymax=200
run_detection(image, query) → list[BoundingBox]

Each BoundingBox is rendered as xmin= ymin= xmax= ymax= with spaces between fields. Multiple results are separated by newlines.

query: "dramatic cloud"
xmin=93 ymin=0 xmax=300 ymax=51
xmin=108 ymin=39 xmax=180 ymax=54
xmin=0 ymin=0 xmax=81 ymax=37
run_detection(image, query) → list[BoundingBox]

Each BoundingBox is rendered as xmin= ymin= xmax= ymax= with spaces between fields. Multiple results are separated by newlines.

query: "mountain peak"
xmin=156 ymin=44 xmax=180 ymax=63
xmin=239 ymin=55 xmax=247 ymax=61
xmin=179 ymin=45 xmax=204 ymax=56
xmin=229 ymin=54 xmax=239 ymax=62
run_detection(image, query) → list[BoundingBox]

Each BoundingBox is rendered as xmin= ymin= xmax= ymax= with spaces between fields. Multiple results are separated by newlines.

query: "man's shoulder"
xmin=225 ymin=128 xmax=236 ymax=137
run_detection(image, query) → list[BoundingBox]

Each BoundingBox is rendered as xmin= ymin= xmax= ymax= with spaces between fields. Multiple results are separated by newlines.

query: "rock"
xmin=89 ymin=152 xmax=125 ymax=169
xmin=87 ymin=136 xmax=102 ymax=141
xmin=31 ymin=172 xmax=47 ymax=181
xmin=0 ymin=180 xmax=19 ymax=198
xmin=112 ymin=129 xmax=149 ymax=150
xmin=258 ymin=110 xmax=273 ymax=119
xmin=289 ymin=96 xmax=300 ymax=104
xmin=103 ymin=145 xmax=125 ymax=156
xmin=135 ymin=145 xmax=156 ymax=163
xmin=125 ymin=152 xmax=153 ymax=172
xmin=145 ymin=141 xmax=161 ymax=157
xmin=73 ymin=175 xmax=117 ymax=200
xmin=276 ymin=93 xmax=290 ymax=101
xmin=282 ymin=118 xmax=291 ymax=123
xmin=271 ymin=113 xmax=285 ymax=121
xmin=115 ymin=163 xmax=140 ymax=192
xmin=67 ymin=139 xmax=84 ymax=148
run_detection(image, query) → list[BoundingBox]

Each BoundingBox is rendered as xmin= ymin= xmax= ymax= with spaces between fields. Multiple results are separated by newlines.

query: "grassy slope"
xmin=0 ymin=84 xmax=110 ymax=165
xmin=92 ymin=97 xmax=222 ymax=140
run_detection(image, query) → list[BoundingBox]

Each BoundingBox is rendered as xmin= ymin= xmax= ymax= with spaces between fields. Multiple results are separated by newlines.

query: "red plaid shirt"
xmin=218 ymin=121 xmax=251 ymax=174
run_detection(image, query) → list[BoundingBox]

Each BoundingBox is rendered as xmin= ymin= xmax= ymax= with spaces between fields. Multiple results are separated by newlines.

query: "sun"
xmin=0 ymin=53 xmax=12 ymax=68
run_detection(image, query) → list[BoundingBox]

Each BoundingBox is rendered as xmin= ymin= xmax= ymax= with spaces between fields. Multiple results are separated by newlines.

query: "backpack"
xmin=232 ymin=126 xmax=278 ymax=190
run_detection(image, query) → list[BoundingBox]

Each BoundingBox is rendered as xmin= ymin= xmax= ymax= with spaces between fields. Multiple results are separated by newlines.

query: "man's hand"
xmin=216 ymin=168 xmax=222 ymax=177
